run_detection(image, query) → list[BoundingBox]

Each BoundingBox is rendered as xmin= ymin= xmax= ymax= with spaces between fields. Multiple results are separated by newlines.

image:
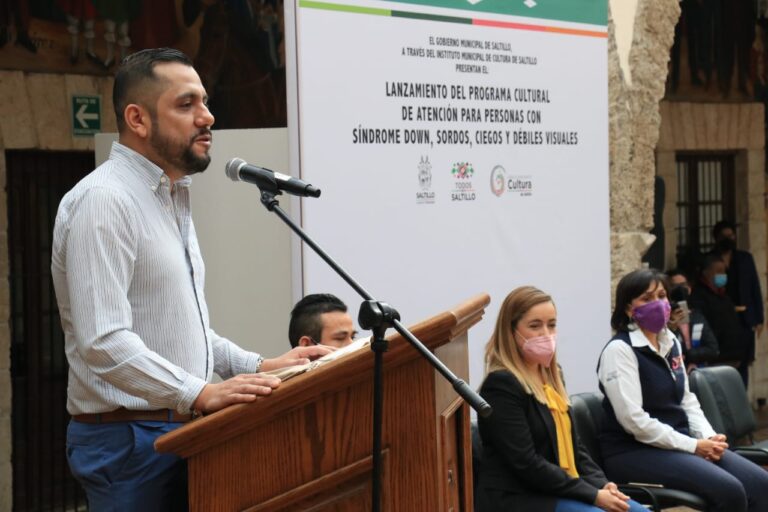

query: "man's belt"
xmin=72 ymin=408 xmax=196 ymax=424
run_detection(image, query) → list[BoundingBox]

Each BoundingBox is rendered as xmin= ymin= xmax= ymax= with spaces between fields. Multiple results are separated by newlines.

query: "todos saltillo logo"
xmin=451 ymin=162 xmax=476 ymax=202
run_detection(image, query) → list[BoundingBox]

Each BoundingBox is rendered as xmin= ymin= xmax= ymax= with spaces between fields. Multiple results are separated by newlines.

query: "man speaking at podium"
xmin=51 ymin=48 xmax=331 ymax=510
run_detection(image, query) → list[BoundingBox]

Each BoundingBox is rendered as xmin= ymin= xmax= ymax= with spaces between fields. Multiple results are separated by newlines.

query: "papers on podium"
xmin=262 ymin=337 xmax=371 ymax=381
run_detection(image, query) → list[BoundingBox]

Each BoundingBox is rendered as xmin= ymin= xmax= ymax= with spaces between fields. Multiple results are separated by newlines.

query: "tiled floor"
xmin=664 ymin=405 xmax=768 ymax=512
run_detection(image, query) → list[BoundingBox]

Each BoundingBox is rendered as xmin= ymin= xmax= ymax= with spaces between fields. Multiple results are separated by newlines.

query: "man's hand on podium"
xmin=193 ymin=373 xmax=282 ymax=413
xmin=191 ymin=346 xmax=335 ymax=414
xmin=260 ymin=345 xmax=335 ymax=372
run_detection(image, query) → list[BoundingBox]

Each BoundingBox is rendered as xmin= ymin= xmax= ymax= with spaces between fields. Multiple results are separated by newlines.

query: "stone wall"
xmin=0 ymin=70 xmax=115 ymax=512
xmin=608 ymin=0 xmax=680 ymax=292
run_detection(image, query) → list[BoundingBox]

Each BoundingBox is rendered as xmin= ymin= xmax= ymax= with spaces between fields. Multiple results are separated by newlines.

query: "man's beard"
xmin=149 ymin=120 xmax=211 ymax=175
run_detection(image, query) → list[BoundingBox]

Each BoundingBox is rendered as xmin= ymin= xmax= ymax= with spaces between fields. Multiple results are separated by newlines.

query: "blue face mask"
xmin=713 ymin=273 xmax=728 ymax=288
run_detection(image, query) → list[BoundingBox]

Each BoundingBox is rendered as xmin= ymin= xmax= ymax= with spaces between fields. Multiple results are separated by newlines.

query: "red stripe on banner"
xmin=473 ymin=18 xmax=607 ymax=38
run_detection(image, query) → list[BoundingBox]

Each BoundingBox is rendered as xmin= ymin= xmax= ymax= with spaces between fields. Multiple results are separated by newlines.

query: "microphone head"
xmin=225 ymin=158 xmax=246 ymax=181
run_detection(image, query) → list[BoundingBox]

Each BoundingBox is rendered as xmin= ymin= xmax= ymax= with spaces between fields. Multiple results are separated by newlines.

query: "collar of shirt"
xmin=627 ymin=325 xmax=675 ymax=357
xmin=110 ymin=142 xmax=192 ymax=192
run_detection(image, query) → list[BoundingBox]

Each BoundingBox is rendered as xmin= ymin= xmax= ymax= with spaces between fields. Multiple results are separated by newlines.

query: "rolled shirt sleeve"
xmin=211 ymin=329 xmax=263 ymax=379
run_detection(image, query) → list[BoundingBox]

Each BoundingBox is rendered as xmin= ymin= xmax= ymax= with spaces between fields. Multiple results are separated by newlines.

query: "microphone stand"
xmin=258 ymin=190 xmax=492 ymax=512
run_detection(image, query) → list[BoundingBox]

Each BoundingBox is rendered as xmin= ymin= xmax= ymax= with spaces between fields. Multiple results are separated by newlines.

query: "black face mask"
xmin=716 ymin=237 xmax=737 ymax=252
xmin=669 ymin=284 xmax=690 ymax=303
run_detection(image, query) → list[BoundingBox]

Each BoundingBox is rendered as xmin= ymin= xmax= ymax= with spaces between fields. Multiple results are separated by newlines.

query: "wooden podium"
xmin=155 ymin=294 xmax=490 ymax=512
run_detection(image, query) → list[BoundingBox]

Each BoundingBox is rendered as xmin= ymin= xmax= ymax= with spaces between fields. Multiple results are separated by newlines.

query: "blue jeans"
xmin=555 ymin=498 xmax=647 ymax=512
xmin=66 ymin=420 xmax=187 ymax=511
xmin=604 ymin=447 xmax=768 ymax=512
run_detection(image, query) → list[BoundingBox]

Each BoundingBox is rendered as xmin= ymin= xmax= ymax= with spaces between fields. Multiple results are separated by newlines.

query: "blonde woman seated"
xmin=477 ymin=286 xmax=644 ymax=512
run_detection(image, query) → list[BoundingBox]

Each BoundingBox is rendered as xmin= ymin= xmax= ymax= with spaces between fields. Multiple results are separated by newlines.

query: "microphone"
xmin=225 ymin=158 xmax=321 ymax=198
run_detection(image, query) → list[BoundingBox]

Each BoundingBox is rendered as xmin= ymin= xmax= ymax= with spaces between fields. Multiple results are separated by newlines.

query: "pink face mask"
xmin=517 ymin=332 xmax=557 ymax=368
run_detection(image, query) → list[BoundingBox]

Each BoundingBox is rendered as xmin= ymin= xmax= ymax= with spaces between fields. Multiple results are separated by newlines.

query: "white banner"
xmin=288 ymin=0 xmax=610 ymax=393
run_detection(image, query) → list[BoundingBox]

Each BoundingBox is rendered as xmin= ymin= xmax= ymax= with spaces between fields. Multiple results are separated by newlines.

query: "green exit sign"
xmin=71 ymin=95 xmax=101 ymax=136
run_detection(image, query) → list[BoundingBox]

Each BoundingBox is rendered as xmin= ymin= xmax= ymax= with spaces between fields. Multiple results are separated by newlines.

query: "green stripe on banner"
xmin=299 ymin=0 xmax=391 ymax=16
xmin=387 ymin=0 xmax=607 ymax=26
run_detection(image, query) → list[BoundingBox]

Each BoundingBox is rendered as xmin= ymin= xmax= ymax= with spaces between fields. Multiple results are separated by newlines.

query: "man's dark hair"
xmin=113 ymin=47 xmax=193 ymax=132
xmin=700 ymin=253 xmax=725 ymax=274
xmin=611 ymin=268 xmax=669 ymax=332
xmin=665 ymin=267 xmax=686 ymax=280
xmin=288 ymin=294 xmax=348 ymax=348
xmin=712 ymin=220 xmax=737 ymax=241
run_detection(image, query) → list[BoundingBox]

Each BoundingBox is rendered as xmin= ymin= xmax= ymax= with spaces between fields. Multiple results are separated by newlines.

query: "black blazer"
xmin=477 ymin=370 xmax=608 ymax=512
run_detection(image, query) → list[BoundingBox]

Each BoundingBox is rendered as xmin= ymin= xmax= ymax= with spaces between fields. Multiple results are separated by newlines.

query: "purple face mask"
xmin=632 ymin=299 xmax=671 ymax=333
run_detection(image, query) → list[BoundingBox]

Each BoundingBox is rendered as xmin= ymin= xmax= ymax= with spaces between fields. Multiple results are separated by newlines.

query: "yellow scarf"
xmin=544 ymin=384 xmax=579 ymax=478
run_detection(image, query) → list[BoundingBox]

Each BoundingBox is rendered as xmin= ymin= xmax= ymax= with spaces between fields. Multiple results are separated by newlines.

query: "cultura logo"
xmin=508 ymin=175 xmax=534 ymax=197
xmin=490 ymin=165 xmax=506 ymax=197
xmin=451 ymin=162 xmax=474 ymax=179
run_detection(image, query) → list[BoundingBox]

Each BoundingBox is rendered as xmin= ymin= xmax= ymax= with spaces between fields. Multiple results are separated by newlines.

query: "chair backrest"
xmin=687 ymin=369 xmax=728 ymax=434
xmin=569 ymin=391 xmax=605 ymax=467
xmin=689 ymin=366 xmax=756 ymax=441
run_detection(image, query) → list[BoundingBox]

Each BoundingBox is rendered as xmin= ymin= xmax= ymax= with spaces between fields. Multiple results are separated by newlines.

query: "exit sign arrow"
xmin=71 ymin=95 xmax=101 ymax=136
xmin=75 ymin=103 xmax=99 ymax=128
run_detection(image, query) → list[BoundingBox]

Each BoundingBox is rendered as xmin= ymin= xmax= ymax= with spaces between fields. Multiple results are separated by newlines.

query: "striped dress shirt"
xmin=52 ymin=142 xmax=261 ymax=415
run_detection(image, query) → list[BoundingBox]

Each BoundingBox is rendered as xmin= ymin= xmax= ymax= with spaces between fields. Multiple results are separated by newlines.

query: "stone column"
xmin=608 ymin=0 xmax=681 ymax=292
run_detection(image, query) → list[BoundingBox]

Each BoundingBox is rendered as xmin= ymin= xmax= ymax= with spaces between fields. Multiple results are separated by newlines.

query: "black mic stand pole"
xmin=258 ymin=190 xmax=492 ymax=512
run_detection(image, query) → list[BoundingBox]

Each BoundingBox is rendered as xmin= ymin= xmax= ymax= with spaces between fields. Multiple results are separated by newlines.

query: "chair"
xmin=688 ymin=365 xmax=768 ymax=465
xmin=570 ymin=392 xmax=708 ymax=511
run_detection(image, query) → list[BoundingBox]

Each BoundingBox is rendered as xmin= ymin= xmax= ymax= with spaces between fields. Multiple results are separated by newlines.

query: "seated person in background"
xmin=666 ymin=268 xmax=719 ymax=369
xmin=289 ymin=293 xmax=357 ymax=349
xmin=688 ymin=254 xmax=745 ymax=366
xmin=478 ymin=286 xmax=644 ymax=512
xmin=598 ymin=269 xmax=768 ymax=512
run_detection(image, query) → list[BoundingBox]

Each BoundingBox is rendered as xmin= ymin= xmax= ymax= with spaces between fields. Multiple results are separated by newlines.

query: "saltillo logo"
xmin=416 ymin=156 xmax=435 ymax=204
xmin=490 ymin=165 xmax=506 ymax=196
xmin=451 ymin=162 xmax=476 ymax=202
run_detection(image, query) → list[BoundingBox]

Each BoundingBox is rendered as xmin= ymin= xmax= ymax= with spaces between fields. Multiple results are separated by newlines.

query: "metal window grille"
xmin=8 ymin=150 xmax=93 ymax=511
xmin=675 ymin=153 xmax=735 ymax=260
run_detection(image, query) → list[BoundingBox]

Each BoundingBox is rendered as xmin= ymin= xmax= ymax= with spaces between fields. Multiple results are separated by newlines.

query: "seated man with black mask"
xmin=289 ymin=294 xmax=357 ymax=349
